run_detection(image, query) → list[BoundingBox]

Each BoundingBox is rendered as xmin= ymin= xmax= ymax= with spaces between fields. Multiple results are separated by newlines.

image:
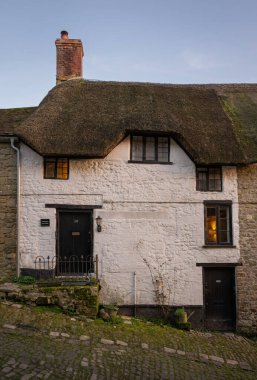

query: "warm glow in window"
xmin=44 ymin=158 xmax=69 ymax=180
xmin=205 ymin=204 xmax=232 ymax=245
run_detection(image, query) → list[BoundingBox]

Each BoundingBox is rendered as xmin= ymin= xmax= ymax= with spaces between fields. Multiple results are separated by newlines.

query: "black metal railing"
xmin=34 ymin=254 xmax=98 ymax=280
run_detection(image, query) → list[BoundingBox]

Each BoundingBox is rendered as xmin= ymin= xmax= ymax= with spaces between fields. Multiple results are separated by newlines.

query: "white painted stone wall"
xmin=19 ymin=137 xmax=240 ymax=306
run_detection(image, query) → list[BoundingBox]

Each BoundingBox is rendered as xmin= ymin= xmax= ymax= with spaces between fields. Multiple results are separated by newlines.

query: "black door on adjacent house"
xmin=204 ymin=267 xmax=236 ymax=330
xmin=57 ymin=210 xmax=92 ymax=275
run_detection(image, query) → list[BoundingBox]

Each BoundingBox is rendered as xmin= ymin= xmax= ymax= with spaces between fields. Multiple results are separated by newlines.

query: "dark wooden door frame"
xmin=56 ymin=209 xmax=94 ymax=263
xmin=201 ymin=265 xmax=237 ymax=330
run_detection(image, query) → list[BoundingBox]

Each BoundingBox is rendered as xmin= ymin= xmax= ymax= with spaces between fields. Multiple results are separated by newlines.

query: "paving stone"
xmin=142 ymin=343 xmax=148 ymax=349
xmin=19 ymin=364 xmax=28 ymax=369
xmin=2 ymin=367 xmax=12 ymax=373
xmin=101 ymin=338 xmax=114 ymax=345
xmin=49 ymin=331 xmax=60 ymax=337
xmin=61 ymin=333 xmax=70 ymax=338
xmin=80 ymin=335 xmax=90 ymax=341
xmin=199 ymin=353 xmax=209 ymax=361
xmin=209 ymin=355 xmax=224 ymax=364
xmin=124 ymin=320 xmax=132 ymax=325
xmin=20 ymin=374 xmax=35 ymax=380
xmin=164 ymin=347 xmax=176 ymax=354
xmin=11 ymin=304 xmax=22 ymax=309
xmin=6 ymin=372 xmax=16 ymax=378
xmin=226 ymin=359 xmax=238 ymax=366
xmin=177 ymin=350 xmax=186 ymax=356
xmin=3 ymin=324 xmax=16 ymax=330
xmin=116 ymin=340 xmax=128 ymax=347
xmin=81 ymin=361 xmax=89 ymax=367
xmin=186 ymin=352 xmax=198 ymax=361
xmin=7 ymin=358 xmax=16 ymax=365
xmin=239 ymin=361 xmax=253 ymax=371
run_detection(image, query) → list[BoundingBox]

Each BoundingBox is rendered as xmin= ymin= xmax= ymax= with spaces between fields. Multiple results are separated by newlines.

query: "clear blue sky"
xmin=1 ymin=0 xmax=257 ymax=108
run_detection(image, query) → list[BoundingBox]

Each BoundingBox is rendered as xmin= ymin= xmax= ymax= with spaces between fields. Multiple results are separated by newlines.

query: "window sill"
xmin=128 ymin=160 xmax=173 ymax=165
xmin=202 ymin=245 xmax=236 ymax=249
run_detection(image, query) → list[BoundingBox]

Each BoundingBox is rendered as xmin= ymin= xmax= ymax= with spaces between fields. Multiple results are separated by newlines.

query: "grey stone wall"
xmin=237 ymin=163 xmax=257 ymax=334
xmin=0 ymin=142 xmax=17 ymax=281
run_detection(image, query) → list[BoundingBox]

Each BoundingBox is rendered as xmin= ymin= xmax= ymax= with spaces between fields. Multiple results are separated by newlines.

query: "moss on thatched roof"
xmin=2 ymin=81 xmax=256 ymax=164
xmin=0 ymin=107 xmax=36 ymax=135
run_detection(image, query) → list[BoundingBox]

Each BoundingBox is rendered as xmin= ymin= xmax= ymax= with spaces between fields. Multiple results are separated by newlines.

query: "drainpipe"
xmin=134 ymin=272 xmax=137 ymax=317
xmin=10 ymin=138 xmax=20 ymax=276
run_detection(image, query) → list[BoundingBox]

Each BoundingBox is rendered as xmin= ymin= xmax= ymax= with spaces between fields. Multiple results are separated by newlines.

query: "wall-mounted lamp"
xmin=96 ymin=216 xmax=102 ymax=232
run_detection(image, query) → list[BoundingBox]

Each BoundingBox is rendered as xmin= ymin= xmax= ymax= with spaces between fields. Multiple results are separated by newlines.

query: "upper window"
xmin=204 ymin=202 xmax=232 ymax=246
xmin=44 ymin=158 xmax=69 ymax=180
xmin=130 ymin=134 xmax=171 ymax=164
xmin=196 ymin=166 xmax=222 ymax=191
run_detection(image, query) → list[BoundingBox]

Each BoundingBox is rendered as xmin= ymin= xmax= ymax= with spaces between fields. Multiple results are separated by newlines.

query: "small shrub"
xmin=13 ymin=276 xmax=36 ymax=285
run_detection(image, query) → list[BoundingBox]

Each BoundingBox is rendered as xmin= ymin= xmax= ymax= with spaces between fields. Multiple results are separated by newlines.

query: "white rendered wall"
xmin=19 ymin=137 xmax=240 ymax=306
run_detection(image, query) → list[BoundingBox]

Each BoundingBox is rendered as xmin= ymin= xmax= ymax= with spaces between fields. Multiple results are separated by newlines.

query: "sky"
xmin=1 ymin=0 xmax=257 ymax=108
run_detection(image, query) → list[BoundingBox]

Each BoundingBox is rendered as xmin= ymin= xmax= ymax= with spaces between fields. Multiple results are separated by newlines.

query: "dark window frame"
xmin=204 ymin=201 xmax=233 ymax=246
xmin=129 ymin=133 xmax=172 ymax=164
xmin=196 ymin=166 xmax=222 ymax=192
xmin=44 ymin=157 xmax=69 ymax=180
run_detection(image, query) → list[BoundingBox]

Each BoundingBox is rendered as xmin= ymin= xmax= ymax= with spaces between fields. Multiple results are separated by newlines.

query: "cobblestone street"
xmin=0 ymin=303 xmax=257 ymax=379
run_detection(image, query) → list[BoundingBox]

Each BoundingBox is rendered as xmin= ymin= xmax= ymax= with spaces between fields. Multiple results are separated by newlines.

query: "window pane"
xmin=206 ymin=207 xmax=217 ymax=243
xmin=145 ymin=136 xmax=155 ymax=160
xmin=57 ymin=159 xmax=68 ymax=179
xmin=132 ymin=136 xmax=143 ymax=161
xmin=158 ymin=137 xmax=169 ymax=162
xmin=209 ymin=168 xmax=222 ymax=191
xmin=219 ymin=206 xmax=230 ymax=243
xmin=197 ymin=168 xmax=208 ymax=191
xmin=45 ymin=159 xmax=56 ymax=178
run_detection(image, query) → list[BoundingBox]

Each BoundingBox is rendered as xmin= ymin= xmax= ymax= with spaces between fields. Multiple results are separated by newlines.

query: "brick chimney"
xmin=55 ymin=31 xmax=84 ymax=85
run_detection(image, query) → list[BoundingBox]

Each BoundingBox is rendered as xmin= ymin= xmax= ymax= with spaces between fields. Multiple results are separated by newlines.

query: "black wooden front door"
xmin=204 ymin=267 xmax=235 ymax=330
xmin=58 ymin=211 xmax=92 ymax=275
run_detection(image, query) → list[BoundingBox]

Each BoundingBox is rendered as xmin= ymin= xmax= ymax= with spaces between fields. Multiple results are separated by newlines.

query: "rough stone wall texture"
xmin=20 ymin=137 xmax=240 ymax=306
xmin=237 ymin=163 xmax=257 ymax=333
xmin=0 ymin=142 xmax=17 ymax=281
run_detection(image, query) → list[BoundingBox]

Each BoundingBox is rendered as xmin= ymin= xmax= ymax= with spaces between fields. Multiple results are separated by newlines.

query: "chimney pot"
xmin=61 ymin=30 xmax=69 ymax=39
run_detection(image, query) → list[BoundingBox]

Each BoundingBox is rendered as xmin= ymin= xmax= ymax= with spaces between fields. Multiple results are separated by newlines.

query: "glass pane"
xmin=206 ymin=207 xmax=217 ymax=243
xmin=157 ymin=137 xmax=169 ymax=162
xmin=45 ymin=159 xmax=56 ymax=178
xmin=220 ymin=231 xmax=230 ymax=243
xmin=219 ymin=206 xmax=230 ymax=243
xmin=57 ymin=159 xmax=68 ymax=179
xmin=132 ymin=136 xmax=143 ymax=161
xmin=145 ymin=136 xmax=155 ymax=160
xmin=209 ymin=168 xmax=222 ymax=191
xmin=197 ymin=168 xmax=207 ymax=191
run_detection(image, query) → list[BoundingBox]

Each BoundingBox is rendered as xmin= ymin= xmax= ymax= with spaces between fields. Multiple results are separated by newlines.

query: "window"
xmin=196 ymin=166 xmax=222 ymax=191
xmin=130 ymin=134 xmax=171 ymax=163
xmin=44 ymin=158 xmax=69 ymax=180
xmin=204 ymin=203 xmax=232 ymax=246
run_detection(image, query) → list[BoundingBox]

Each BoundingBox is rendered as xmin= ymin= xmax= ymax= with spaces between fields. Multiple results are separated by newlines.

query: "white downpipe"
xmin=10 ymin=138 xmax=20 ymax=276
xmin=134 ymin=271 xmax=137 ymax=317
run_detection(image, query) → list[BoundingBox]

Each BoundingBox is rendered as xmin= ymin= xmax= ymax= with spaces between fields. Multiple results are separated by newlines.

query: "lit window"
xmin=44 ymin=158 xmax=69 ymax=180
xmin=196 ymin=167 xmax=222 ymax=191
xmin=130 ymin=134 xmax=170 ymax=163
xmin=204 ymin=203 xmax=232 ymax=245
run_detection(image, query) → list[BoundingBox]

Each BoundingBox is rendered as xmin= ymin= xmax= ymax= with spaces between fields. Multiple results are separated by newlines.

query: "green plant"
xmin=13 ymin=275 xmax=36 ymax=285
xmin=108 ymin=315 xmax=123 ymax=325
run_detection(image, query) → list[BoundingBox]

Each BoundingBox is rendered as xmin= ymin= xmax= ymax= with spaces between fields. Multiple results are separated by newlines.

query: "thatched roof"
xmin=8 ymin=80 xmax=257 ymax=164
xmin=0 ymin=107 xmax=36 ymax=136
